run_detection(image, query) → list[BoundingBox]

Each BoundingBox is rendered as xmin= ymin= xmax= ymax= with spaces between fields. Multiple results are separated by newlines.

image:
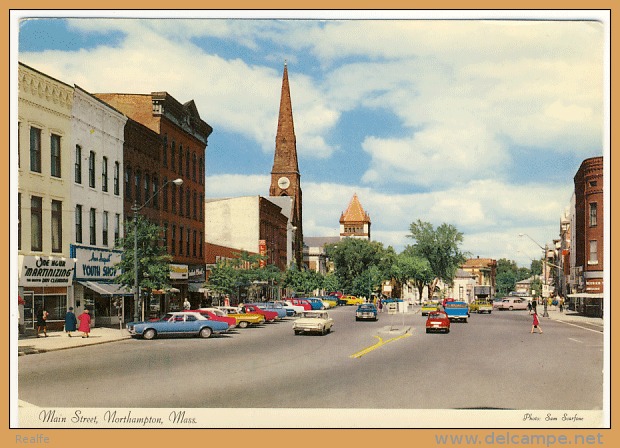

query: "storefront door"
xmin=23 ymin=291 xmax=35 ymax=330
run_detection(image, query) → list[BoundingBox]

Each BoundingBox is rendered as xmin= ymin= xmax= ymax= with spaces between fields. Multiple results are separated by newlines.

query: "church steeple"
xmin=340 ymin=194 xmax=371 ymax=240
xmin=269 ymin=62 xmax=304 ymax=268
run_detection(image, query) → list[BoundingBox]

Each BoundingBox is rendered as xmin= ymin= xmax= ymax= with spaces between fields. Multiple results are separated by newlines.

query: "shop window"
xmin=31 ymin=196 xmax=43 ymax=251
xmin=50 ymin=134 xmax=62 ymax=178
xmin=51 ymin=200 xmax=62 ymax=253
xmin=30 ymin=127 xmax=41 ymax=173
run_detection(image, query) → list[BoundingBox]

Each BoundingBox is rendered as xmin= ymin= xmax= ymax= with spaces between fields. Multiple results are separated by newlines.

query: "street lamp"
xmin=519 ymin=233 xmax=550 ymax=318
xmin=132 ymin=177 xmax=183 ymax=322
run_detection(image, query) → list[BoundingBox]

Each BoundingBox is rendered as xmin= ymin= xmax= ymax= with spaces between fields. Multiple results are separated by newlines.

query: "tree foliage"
xmin=405 ymin=220 xmax=467 ymax=292
xmin=114 ymin=215 xmax=172 ymax=293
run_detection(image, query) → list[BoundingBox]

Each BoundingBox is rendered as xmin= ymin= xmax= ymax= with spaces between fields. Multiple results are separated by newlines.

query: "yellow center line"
xmin=350 ymin=332 xmax=412 ymax=359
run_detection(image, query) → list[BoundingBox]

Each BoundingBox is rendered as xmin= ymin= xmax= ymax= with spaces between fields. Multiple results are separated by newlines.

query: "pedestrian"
xmin=78 ymin=309 xmax=92 ymax=338
xmin=377 ymin=298 xmax=383 ymax=313
xmin=532 ymin=298 xmax=538 ymax=314
xmin=527 ymin=301 xmax=532 ymax=313
xmin=64 ymin=307 xmax=77 ymax=337
xmin=531 ymin=311 xmax=543 ymax=334
xmin=183 ymin=297 xmax=191 ymax=310
xmin=36 ymin=308 xmax=49 ymax=337
xmin=559 ymin=297 xmax=564 ymax=313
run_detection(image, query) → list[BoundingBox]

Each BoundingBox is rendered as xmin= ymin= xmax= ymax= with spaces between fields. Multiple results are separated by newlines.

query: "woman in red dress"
xmin=78 ymin=309 xmax=92 ymax=338
xmin=531 ymin=312 xmax=543 ymax=334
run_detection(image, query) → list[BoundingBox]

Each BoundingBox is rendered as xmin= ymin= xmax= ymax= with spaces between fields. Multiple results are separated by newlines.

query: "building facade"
xmin=17 ymin=63 xmax=75 ymax=332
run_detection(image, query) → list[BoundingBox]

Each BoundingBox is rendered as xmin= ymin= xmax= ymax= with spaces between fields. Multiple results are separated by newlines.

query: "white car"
xmin=279 ymin=300 xmax=305 ymax=315
xmin=293 ymin=310 xmax=334 ymax=336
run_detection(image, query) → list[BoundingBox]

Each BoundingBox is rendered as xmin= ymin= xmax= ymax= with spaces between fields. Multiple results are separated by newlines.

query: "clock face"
xmin=277 ymin=176 xmax=290 ymax=189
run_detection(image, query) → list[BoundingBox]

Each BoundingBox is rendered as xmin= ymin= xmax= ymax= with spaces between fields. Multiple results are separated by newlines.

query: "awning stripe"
xmin=78 ymin=281 xmax=132 ymax=296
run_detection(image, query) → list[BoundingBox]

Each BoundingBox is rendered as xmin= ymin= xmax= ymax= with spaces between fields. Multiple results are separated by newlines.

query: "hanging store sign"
xmin=19 ymin=255 xmax=76 ymax=287
xmin=259 ymin=239 xmax=267 ymax=268
xmin=170 ymin=264 xmax=189 ymax=280
xmin=72 ymin=245 xmax=122 ymax=280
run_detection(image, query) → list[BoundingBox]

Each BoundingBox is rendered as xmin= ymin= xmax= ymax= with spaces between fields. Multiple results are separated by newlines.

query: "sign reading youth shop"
xmin=18 ymin=255 xmax=76 ymax=287
xmin=72 ymin=245 xmax=123 ymax=280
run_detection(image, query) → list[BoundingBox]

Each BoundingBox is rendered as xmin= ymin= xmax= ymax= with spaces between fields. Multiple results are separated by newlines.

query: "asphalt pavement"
xmin=15 ymin=305 xmax=602 ymax=356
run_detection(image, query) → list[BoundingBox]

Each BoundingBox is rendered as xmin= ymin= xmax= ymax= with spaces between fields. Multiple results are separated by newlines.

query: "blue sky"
xmin=14 ymin=11 xmax=609 ymax=266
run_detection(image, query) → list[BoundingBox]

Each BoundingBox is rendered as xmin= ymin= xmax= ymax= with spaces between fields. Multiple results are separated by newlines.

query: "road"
xmin=18 ymin=306 xmax=603 ymax=410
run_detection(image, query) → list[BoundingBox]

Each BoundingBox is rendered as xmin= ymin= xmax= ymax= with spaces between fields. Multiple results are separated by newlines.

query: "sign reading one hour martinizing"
xmin=19 ymin=255 xmax=76 ymax=287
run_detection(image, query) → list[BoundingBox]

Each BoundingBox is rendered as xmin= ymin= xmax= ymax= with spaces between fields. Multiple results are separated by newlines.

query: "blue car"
xmin=355 ymin=303 xmax=378 ymax=321
xmin=127 ymin=311 xmax=230 ymax=340
xmin=266 ymin=301 xmax=296 ymax=317
xmin=306 ymin=297 xmax=326 ymax=310
xmin=250 ymin=303 xmax=288 ymax=319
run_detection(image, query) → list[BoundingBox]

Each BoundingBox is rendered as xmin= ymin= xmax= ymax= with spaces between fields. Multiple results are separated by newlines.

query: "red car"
xmin=240 ymin=304 xmax=278 ymax=322
xmin=192 ymin=309 xmax=237 ymax=329
xmin=287 ymin=298 xmax=312 ymax=311
xmin=425 ymin=311 xmax=451 ymax=334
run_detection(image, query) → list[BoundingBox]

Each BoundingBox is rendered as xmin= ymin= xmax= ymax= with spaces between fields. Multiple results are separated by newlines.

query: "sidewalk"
xmin=538 ymin=306 xmax=604 ymax=329
xmin=17 ymin=327 xmax=131 ymax=356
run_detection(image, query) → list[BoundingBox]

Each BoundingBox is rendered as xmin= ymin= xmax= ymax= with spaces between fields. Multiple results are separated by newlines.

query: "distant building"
xmin=339 ymin=193 xmax=371 ymax=240
xmin=451 ymin=269 xmax=477 ymax=303
xmin=304 ymin=236 xmax=340 ymax=274
xmin=460 ymin=257 xmax=497 ymax=298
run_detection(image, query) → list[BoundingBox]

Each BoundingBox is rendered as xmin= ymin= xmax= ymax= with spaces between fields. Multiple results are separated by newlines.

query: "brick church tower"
xmin=270 ymin=62 xmax=304 ymax=268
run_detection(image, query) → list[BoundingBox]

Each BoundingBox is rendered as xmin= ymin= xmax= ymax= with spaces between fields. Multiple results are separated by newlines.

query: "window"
xmin=114 ymin=162 xmax=120 ymax=195
xmin=103 ymin=211 xmax=109 ymax=246
xmin=199 ymin=232 xmax=203 ymax=258
xmin=30 ymin=127 xmax=42 ymax=173
xmin=186 ymin=189 xmax=190 ymax=218
xmin=171 ymin=187 xmax=177 ymax=213
xmin=186 ymin=149 xmax=190 ymax=177
xmin=102 ymin=156 xmax=109 ymax=192
xmin=193 ymin=192 xmax=197 ymax=219
xmin=152 ymin=176 xmax=159 ymax=208
xmin=199 ymin=157 xmax=203 ymax=184
xmin=51 ymin=200 xmax=63 ymax=253
xmin=199 ymin=194 xmax=203 ymax=221
xmin=75 ymin=205 xmax=83 ymax=244
xmin=193 ymin=230 xmax=197 ymax=257
xmin=163 ymin=134 xmax=168 ymax=167
xmin=135 ymin=171 xmax=141 ymax=204
xmin=178 ymin=186 xmax=183 ymax=216
xmin=75 ymin=145 xmax=82 ymax=184
xmin=31 ymin=196 xmax=43 ymax=251
xmin=114 ymin=213 xmax=120 ymax=245
xmin=171 ymin=225 xmax=176 ymax=255
xmin=589 ymin=240 xmax=598 ymax=264
xmin=589 ymin=203 xmax=598 ymax=227
xmin=179 ymin=145 xmax=183 ymax=175
xmin=90 ymin=208 xmax=97 ymax=245
xmin=162 ymin=178 xmax=168 ymax=211
xmin=171 ymin=140 xmax=176 ymax=172
xmin=144 ymin=174 xmax=150 ymax=205
xmin=50 ymin=134 xmax=61 ymax=177
xmin=163 ymin=222 xmax=168 ymax=250
xmin=125 ymin=166 xmax=132 ymax=200
xmin=89 ymin=151 xmax=96 ymax=188
xmin=186 ymin=228 xmax=190 ymax=256
xmin=179 ymin=226 xmax=184 ymax=255
xmin=18 ymin=193 xmax=22 ymax=250
xmin=192 ymin=153 xmax=197 ymax=181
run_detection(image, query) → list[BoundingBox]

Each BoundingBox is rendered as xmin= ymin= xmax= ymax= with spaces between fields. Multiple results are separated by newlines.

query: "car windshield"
xmin=301 ymin=312 xmax=322 ymax=319
xmin=359 ymin=305 xmax=374 ymax=310
xmin=445 ymin=303 xmax=468 ymax=308
xmin=428 ymin=313 xmax=445 ymax=319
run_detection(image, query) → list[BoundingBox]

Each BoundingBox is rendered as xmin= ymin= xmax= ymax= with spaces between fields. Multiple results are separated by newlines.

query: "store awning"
xmin=188 ymin=283 xmax=206 ymax=293
xmin=567 ymin=293 xmax=604 ymax=299
xmin=78 ymin=281 xmax=132 ymax=297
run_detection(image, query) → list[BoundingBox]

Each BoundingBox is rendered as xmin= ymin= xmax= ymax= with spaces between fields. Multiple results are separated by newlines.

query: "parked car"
xmin=425 ymin=311 xmax=450 ymax=333
xmin=421 ymin=302 xmax=439 ymax=316
xmin=306 ymin=297 xmax=326 ymax=310
xmin=322 ymin=296 xmax=339 ymax=308
xmin=355 ymin=303 xmax=378 ymax=321
xmin=266 ymin=301 xmax=296 ymax=317
xmin=214 ymin=306 xmax=265 ymax=328
xmin=240 ymin=304 xmax=278 ymax=322
xmin=193 ymin=308 xmax=237 ymax=329
xmin=278 ymin=300 xmax=306 ymax=315
xmin=338 ymin=295 xmax=364 ymax=306
xmin=499 ymin=297 xmax=529 ymax=311
xmin=250 ymin=302 xmax=287 ymax=319
xmin=293 ymin=310 xmax=334 ymax=335
xmin=127 ymin=311 xmax=229 ymax=340
xmin=288 ymin=298 xmax=313 ymax=311
xmin=469 ymin=300 xmax=493 ymax=314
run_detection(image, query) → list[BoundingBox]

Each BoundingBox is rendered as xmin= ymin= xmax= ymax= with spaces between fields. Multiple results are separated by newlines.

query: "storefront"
xmin=18 ymin=255 xmax=75 ymax=332
xmin=188 ymin=264 xmax=207 ymax=308
xmin=567 ymin=293 xmax=604 ymax=318
xmin=72 ymin=245 xmax=132 ymax=328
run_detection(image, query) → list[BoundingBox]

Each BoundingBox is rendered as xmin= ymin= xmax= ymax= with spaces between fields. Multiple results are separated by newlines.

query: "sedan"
xmin=127 ymin=312 xmax=229 ymax=340
xmin=425 ymin=311 xmax=450 ymax=334
xmin=355 ymin=303 xmax=378 ymax=321
xmin=240 ymin=304 xmax=278 ymax=322
xmin=213 ymin=306 xmax=265 ymax=328
xmin=421 ymin=302 xmax=439 ymax=316
xmin=293 ymin=311 xmax=334 ymax=336
xmin=193 ymin=309 xmax=237 ymax=329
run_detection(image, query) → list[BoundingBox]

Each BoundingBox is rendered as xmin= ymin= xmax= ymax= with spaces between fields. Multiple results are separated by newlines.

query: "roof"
xmin=339 ymin=193 xmax=371 ymax=223
xmin=462 ymin=258 xmax=496 ymax=268
xmin=304 ymin=236 xmax=340 ymax=248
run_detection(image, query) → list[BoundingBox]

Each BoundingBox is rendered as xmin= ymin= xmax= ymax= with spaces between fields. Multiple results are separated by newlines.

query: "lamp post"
xmin=519 ymin=233 xmax=549 ymax=318
xmin=132 ymin=178 xmax=183 ymax=322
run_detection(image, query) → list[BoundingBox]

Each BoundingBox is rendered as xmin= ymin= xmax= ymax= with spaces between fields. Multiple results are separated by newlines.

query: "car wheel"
xmin=199 ymin=327 xmax=212 ymax=338
xmin=426 ymin=329 xmax=430 ymax=333
xmin=326 ymin=327 xmax=331 ymax=334
xmin=294 ymin=330 xmax=300 ymax=335
xmin=509 ymin=306 xmax=514 ymax=311
xmin=445 ymin=328 xmax=450 ymax=333
xmin=238 ymin=321 xmax=249 ymax=329
xmin=143 ymin=329 xmax=156 ymax=340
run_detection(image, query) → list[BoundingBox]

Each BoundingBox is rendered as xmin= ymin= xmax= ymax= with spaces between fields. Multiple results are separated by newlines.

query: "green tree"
xmin=392 ymin=249 xmax=435 ymax=300
xmin=325 ymin=238 xmax=393 ymax=294
xmin=114 ymin=216 xmax=172 ymax=311
xmin=323 ymin=272 xmax=340 ymax=294
xmin=283 ymin=265 xmax=323 ymax=295
xmin=405 ymin=220 xmax=467 ymax=293
xmin=206 ymin=260 xmax=237 ymax=297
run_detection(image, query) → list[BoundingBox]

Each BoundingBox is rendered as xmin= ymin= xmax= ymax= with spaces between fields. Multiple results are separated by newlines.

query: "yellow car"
xmin=322 ymin=296 xmax=339 ymax=308
xmin=214 ymin=306 xmax=265 ymax=328
xmin=339 ymin=295 xmax=364 ymax=306
xmin=421 ymin=302 xmax=439 ymax=316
